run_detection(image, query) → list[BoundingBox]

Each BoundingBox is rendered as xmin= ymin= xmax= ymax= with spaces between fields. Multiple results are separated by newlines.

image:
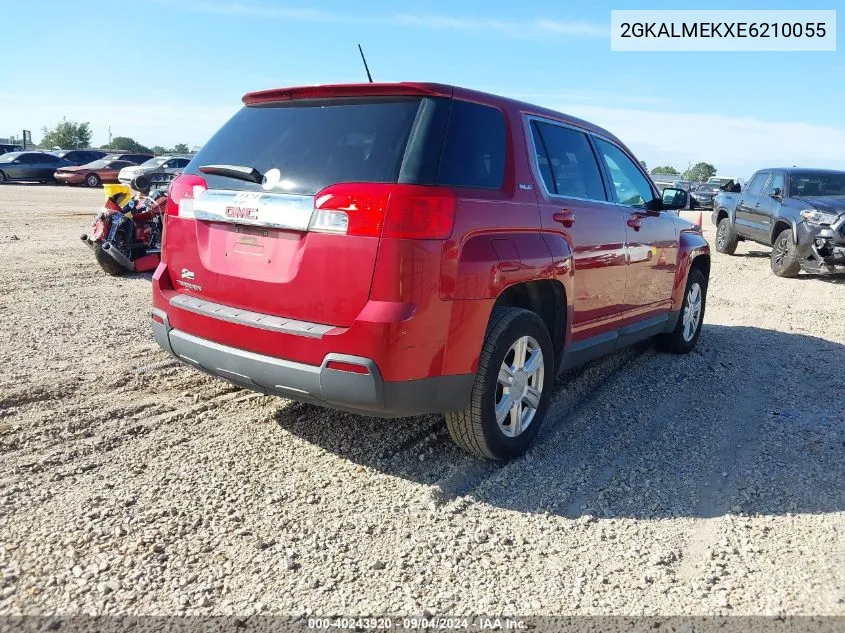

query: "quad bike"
xmin=81 ymin=176 xmax=167 ymax=276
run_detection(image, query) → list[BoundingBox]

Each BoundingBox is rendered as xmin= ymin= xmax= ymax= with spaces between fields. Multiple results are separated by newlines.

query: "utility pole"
xmin=108 ymin=126 xmax=112 ymax=146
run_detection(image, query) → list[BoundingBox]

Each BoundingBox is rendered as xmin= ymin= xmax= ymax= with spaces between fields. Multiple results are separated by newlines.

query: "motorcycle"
xmin=81 ymin=176 xmax=167 ymax=276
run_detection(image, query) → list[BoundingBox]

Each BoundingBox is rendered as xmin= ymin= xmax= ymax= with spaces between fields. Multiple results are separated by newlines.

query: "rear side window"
xmin=188 ymin=97 xmax=435 ymax=195
xmin=530 ymin=122 xmax=606 ymax=201
xmin=437 ymin=100 xmax=505 ymax=189
xmin=746 ymin=172 xmax=768 ymax=196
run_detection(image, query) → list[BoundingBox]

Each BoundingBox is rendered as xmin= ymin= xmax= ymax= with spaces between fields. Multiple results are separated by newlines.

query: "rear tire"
xmin=445 ymin=307 xmax=554 ymax=461
xmin=655 ymin=268 xmax=707 ymax=354
xmin=715 ymin=217 xmax=738 ymax=254
xmin=93 ymin=243 xmax=127 ymax=276
xmin=0 ymin=171 xmax=6 ymax=185
xmin=770 ymin=229 xmax=801 ymax=277
xmin=86 ymin=173 xmax=101 ymax=188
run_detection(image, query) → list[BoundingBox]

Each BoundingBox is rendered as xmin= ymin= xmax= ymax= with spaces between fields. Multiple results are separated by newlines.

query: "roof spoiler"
xmin=242 ymin=83 xmax=454 ymax=105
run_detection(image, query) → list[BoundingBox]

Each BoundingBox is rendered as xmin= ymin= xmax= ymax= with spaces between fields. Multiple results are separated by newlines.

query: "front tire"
xmin=85 ymin=173 xmax=101 ymax=188
xmin=445 ymin=308 xmax=554 ymax=461
xmin=715 ymin=217 xmax=738 ymax=254
xmin=770 ymin=229 xmax=801 ymax=277
xmin=655 ymin=268 xmax=707 ymax=354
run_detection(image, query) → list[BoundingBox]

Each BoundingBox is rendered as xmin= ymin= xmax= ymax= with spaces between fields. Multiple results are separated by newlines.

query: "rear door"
xmin=165 ymin=95 xmax=449 ymax=327
xmin=527 ymin=118 xmax=628 ymax=345
xmin=735 ymin=172 xmax=768 ymax=240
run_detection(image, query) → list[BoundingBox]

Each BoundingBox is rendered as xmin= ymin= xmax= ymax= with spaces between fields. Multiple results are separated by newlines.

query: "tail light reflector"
xmin=325 ymin=360 xmax=369 ymax=374
xmin=166 ymin=174 xmax=208 ymax=217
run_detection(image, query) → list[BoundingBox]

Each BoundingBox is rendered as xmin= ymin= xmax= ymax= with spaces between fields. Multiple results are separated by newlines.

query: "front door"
xmin=592 ymin=137 xmax=677 ymax=326
xmin=527 ymin=119 xmax=628 ymax=349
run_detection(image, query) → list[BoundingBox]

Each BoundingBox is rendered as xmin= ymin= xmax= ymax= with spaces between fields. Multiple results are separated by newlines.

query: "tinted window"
xmin=763 ymin=173 xmax=784 ymax=196
xmin=437 ymin=100 xmax=505 ymax=189
xmin=593 ymin=138 xmax=654 ymax=207
xmin=746 ymin=172 xmax=768 ymax=196
xmin=188 ymin=97 xmax=430 ymax=195
xmin=173 ymin=158 xmax=190 ymax=168
xmin=531 ymin=122 xmax=606 ymax=201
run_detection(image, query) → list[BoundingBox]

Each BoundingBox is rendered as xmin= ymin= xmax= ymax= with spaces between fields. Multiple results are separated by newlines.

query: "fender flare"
xmin=770 ymin=216 xmax=799 ymax=244
xmin=671 ymin=229 xmax=711 ymax=310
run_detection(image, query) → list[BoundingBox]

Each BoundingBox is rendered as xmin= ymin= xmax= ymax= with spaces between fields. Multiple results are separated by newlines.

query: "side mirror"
xmin=661 ymin=187 xmax=688 ymax=210
xmin=771 ymin=187 xmax=782 ymax=198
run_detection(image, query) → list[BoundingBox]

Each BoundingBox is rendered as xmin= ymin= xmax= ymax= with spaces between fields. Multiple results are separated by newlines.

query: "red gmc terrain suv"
xmin=151 ymin=83 xmax=710 ymax=460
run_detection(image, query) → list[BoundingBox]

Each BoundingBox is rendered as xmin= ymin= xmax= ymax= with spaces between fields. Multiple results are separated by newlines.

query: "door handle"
xmin=627 ymin=215 xmax=642 ymax=231
xmin=754 ymin=203 xmax=760 ymax=208
xmin=552 ymin=209 xmax=575 ymax=227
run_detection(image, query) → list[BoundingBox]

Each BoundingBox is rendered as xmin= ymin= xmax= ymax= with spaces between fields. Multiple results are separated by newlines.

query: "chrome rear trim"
xmin=169 ymin=294 xmax=334 ymax=338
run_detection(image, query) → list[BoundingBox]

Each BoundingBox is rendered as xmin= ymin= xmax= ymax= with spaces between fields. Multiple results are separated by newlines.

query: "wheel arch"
xmin=672 ymin=229 xmax=711 ymax=310
xmin=770 ymin=217 xmax=797 ymax=244
xmin=492 ymin=279 xmax=567 ymax=362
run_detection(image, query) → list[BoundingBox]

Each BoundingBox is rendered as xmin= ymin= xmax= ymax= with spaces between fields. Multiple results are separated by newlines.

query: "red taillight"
xmin=310 ymin=184 xmax=455 ymax=240
xmin=325 ymin=360 xmax=369 ymax=374
xmin=166 ymin=173 xmax=208 ymax=217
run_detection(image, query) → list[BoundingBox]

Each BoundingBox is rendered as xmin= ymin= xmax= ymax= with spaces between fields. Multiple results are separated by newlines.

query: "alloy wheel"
xmin=682 ymin=283 xmax=703 ymax=343
xmin=495 ymin=335 xmax=544 ymax=438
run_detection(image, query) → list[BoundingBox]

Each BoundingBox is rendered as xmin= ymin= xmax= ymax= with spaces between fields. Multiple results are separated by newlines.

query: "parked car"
xmin=150 ymin=82 xmax=710 ymax=461
xmin=118 ymin=156 xmax=191 ymax=187
xmin=707 ymin=176 xmax=742 ymax=188
xmin=55 ymin=158 xmax=137 ymax=187
xmin=50 ymin=149 xmax=107 ymax=165
xmin=0 ymin=151 xmax=73 ymax=184
xmin=0 ymin=144 xmax=24 ymax=156
xmin=104 ymin=152 xmax=154 ymax=165
xmin=691 ymin=182 xmax=722 ymax=209
xmin=713 ymin=167 xmax=845 ymax=276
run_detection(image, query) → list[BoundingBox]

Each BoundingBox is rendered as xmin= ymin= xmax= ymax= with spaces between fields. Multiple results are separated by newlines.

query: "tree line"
xmin=38 ymin=118 xmax=191 ymax=155
xmin=651 ymin=162 xmax=718 ymax=182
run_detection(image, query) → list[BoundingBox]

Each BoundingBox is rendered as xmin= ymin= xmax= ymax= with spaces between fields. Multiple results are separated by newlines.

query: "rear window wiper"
xmin=199 ymin=164 xmax=263 ymax=184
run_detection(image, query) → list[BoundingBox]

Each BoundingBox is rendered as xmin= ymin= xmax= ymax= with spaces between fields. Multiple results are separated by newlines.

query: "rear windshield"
xmin=141 ymin=157 xmax=168 ymax=167
xmin=188 ymin=97 xmax=436 ymax=195
xmin=188 ymin=96 xmax=507 ymax=195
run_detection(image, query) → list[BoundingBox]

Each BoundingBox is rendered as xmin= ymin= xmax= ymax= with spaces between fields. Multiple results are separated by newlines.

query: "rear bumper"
xmin=151 ymin=309 xmax=473 ymax=418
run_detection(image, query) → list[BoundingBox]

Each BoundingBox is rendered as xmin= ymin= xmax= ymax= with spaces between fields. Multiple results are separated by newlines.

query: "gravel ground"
xmin=0 ymin=185 xmax=843 ymax=618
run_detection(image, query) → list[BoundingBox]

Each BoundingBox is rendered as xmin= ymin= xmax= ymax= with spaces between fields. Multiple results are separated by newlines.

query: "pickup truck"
xmin=712 ymin=167 xmax=845 ymax=276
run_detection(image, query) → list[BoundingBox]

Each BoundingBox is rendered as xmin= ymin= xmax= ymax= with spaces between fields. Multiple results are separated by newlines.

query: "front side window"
xmin=763 ymin=173 xmax=784 ymax=196
xmin=530 ymin=121 xmax=606 ymax=201
xmin=593 ymin=138 xmax=654 ymax=207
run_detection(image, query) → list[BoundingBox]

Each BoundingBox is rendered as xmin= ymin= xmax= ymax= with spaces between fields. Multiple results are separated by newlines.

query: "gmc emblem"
xmin=225 ymin=206 xmax=258 ymax=220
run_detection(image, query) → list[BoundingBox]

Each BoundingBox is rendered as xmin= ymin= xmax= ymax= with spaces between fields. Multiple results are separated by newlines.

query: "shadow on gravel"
xmin=796 ymin=273 xmax=845 ymax=285
xmin=738 ymin=250 xmax=770 ymax=258
xmin=274 ymin=325 xmax=845 ymax=519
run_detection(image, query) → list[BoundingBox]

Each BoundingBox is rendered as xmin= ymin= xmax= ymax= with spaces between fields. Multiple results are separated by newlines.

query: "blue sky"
xmin=1 ymin=0 xmax=843 ymax=177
